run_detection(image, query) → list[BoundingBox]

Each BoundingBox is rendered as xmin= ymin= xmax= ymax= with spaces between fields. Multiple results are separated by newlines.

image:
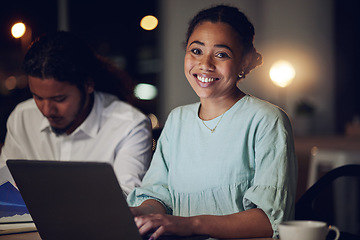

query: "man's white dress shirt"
xmin=0 ymin=91 xmax=152 ymax=194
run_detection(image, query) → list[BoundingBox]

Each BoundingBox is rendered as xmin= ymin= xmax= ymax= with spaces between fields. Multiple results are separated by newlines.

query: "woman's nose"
xmin=199 ymin=55 xmax=215 ymax=71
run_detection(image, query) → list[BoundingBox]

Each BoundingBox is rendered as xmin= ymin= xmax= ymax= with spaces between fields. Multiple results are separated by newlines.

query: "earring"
xmin=238 ymin=71 xmax=245 ymax=79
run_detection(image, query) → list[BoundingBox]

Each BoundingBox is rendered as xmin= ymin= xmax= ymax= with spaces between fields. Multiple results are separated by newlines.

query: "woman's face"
xmin=184 ymin=21 xmax=248 ymax=101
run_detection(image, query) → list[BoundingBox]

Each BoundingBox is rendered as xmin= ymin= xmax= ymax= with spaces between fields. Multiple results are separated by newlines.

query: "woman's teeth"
xmin=197 ymin=75 xmax=216 ymax=83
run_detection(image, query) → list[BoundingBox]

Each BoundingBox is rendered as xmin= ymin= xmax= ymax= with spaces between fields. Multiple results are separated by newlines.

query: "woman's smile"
xmin=184 ymin=21 xmax=246 ymax=101
xmin=195 ymin=74 xmax=219 ymax=83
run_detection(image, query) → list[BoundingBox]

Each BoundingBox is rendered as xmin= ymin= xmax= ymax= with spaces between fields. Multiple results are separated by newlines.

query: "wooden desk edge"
xmin=0 ymin=231 xmax=275 ymax=240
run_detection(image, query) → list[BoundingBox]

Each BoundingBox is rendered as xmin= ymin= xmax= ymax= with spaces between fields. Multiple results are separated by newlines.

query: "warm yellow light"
xmin=148 ymin=113 xmax=160 ymax=129
xmin=5 ymin=76 xmax=17 ymax=90
xmin=140 ymin=15 xmax=158 ymax=31
xmin=270 ymin=60 xmax=296 ymax=88
xmin=11 ymin=22 xmax=26 ymax=38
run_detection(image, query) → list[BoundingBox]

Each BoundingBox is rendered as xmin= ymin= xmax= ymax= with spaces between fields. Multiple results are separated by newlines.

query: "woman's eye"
xmin=191 ymin=48 xmax=201 ymax=55
xmin=216 ymin=52 xmax=230 ymax=58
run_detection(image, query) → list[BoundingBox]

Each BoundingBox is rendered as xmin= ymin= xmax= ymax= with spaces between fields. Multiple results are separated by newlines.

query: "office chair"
xmin=295 ymin=164 xmax=360 ymax=240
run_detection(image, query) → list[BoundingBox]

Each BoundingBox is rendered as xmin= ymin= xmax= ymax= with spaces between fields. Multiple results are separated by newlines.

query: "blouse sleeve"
xmin=243 ymin=109 xmax=297 ymax=238
xmin=127 ymin=114 xmax=174 ymax=214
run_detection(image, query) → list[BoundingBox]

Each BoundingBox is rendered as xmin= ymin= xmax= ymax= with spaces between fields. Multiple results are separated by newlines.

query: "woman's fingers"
xmin=134 ymin=214 xmax=163 ymax=235
xmin=138 ymin=219 xmax=156 ymax=236
xmin=134 ymin=214 xmax=191 ymax=239
xmin=148 ymin=225 xmax=166 ymax=240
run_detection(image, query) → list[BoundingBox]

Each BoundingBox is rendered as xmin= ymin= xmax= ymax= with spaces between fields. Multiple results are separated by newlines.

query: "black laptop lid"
xmin=6 ymin=160 xmax=142 ymax=240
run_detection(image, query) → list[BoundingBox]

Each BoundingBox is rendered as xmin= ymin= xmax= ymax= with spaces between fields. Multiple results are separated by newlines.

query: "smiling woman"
xmin=184 ymin=21 xmax=247 ymax=107
xmin=127 ymin=5 xmax=297 ymax=240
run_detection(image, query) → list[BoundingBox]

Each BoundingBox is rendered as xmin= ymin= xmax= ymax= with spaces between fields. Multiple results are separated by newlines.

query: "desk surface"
xmin=0 ymin=232 xmax=274 ymax=240
xmin=0 ymin=232 xmax=39 ymax=240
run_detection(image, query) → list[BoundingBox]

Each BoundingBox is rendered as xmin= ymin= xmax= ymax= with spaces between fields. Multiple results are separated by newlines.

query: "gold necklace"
xmin=201 ymin=113 xmax=225 ymax=133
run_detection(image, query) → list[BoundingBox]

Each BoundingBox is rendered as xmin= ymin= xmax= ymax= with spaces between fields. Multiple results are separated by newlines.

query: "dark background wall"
xmin=334 ymin=0 xmax=360 ymax=133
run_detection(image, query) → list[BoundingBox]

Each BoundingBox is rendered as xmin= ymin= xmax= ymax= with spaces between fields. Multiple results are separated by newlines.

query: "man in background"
xmin=0 ymin=31 xmax=152 ymax=195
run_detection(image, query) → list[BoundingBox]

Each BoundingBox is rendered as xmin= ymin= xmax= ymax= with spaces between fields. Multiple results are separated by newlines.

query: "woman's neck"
xmin=198 ymin=89 xmax=245 ymax=120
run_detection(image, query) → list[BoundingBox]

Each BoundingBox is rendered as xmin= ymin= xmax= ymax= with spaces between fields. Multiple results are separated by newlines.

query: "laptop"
xmin=6 ymin=160 xmax=208 ymax=240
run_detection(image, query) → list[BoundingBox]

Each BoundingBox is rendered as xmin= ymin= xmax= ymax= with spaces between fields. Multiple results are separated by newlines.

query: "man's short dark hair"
xmin=23 ymin=31 xmax=97 ymax=90
xmin=22 ymin=31 xmax=135 ymax=102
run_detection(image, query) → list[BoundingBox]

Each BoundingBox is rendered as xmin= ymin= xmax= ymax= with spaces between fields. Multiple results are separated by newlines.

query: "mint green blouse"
xmin=127 ymin=95 xmax=297 ymax=238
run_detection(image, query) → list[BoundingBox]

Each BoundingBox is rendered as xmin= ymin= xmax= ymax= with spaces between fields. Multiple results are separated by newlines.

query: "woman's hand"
xmin=131 ymin=203 xmax=272 ymax=239
xmin=130 ymin=199 xmax=167 ymax=217
xmin=134 ymin=214 xmax=196 ymax=240
xmin=129 ymin=206 xmax=143 ymax=217
xmin=135 ymin=209 xmax=273 ymax=239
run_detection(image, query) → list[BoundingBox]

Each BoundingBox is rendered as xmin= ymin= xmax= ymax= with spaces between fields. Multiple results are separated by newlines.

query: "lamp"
xmin=269 ymin=60 xmax=295 ymax=110
xmin=11 ymin=22 xmax=32 ymax=53
xmin=11 ymin=22 xmax=26 ymax=38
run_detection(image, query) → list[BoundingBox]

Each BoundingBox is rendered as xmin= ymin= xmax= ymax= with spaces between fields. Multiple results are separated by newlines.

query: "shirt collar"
xmin=76 ymin=91 xmax=101 ymax=138
xmin=40 ymin=117 xmax=51 ymax=133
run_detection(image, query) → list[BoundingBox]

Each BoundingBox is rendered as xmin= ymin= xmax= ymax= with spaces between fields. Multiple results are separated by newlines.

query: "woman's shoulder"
xmin=169 ymin=102 xmax=200 ymax=117
xmin=242 ymin=94 xmax=287 ymax=118
xmin=235 ymin=95 xmax=292 ymax=128
xmin=160 ymin=103 xmax=200 ymax=130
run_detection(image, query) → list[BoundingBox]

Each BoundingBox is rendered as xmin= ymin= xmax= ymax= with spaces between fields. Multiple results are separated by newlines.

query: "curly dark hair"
xmin=185 ymin=5 xmax=263 ymax=77
xmin=22 ymin=31 xmax=135 ymax=102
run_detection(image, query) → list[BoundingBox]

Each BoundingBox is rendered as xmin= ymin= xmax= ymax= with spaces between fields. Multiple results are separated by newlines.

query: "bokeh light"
xmin=140 ymin=15 xmax=158 ymax=31
xmin=270 ymin=60 xmax=296 ymax=88
xmin=11 ymin=22 xmax=26 ymax=38
xmin=148 ymin=113 xmax=160 ymax=129
xmin=134 ymin=83 xmax=158 ymax=100
xmin=5 ymin=76 xmax=17 ymax=90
